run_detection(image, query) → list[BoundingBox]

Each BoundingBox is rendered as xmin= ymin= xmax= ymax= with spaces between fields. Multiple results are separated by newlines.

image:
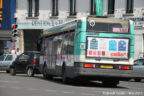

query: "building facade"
xmin=15 ymin=0 xmax=144 ymax=59
xmin=0 ymin=0 xmax=16 ymax=55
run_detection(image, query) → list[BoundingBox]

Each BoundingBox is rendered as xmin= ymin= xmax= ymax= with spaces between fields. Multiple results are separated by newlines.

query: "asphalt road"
xmin=0 ymin=72 xmax=144 ymax=96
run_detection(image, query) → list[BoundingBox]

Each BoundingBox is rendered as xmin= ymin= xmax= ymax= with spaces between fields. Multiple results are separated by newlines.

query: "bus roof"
xmin=42 ymin=17 xmax=130 ymax=37
xmin=43 ymin=19 xmax=77 ymax=37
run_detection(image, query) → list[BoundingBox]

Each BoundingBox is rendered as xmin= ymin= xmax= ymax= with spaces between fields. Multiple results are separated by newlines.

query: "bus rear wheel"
xmin=43 ymin=66 xmax=48 ymax=79
xmin=62 ymin=64 xmax=72 ymax=84
xmin=62 ymin=75 xmax=72 ymax=84
xmin=43 ymin=66 xmax=53 ymax=80
xmin=134 ymin=78 xmax=141 ymax=82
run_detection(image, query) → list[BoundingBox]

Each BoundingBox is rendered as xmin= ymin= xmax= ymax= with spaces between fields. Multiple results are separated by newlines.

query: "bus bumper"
xmin=67 ymin=67 xmax=133 ymax=80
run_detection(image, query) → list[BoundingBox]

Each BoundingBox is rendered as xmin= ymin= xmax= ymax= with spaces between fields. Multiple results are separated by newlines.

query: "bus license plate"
xmin=100 ymin=65 xmax=113 ymax=69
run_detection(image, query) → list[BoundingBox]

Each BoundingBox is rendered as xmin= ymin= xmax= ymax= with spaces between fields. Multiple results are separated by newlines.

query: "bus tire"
xmin=62 ymin=76 xmax=72 ymax=84
xmin=43 ymin=65 xmax=48 ymax=79
xmin=47 ymin=75 xmax=53 ymax=80
xmin=62 ymin=64 xmax=72 ymax=84
xmin=62 ymin=63 xmax=66 ymax=75
xmin=134 ymin=78 xmax=141 ymax=82
xmin=102 ymin=80 xmax=119 ymax=87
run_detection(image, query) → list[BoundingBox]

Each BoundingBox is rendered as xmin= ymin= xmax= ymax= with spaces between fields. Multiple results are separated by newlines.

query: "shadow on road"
xmin=7 ymin=73 xmax=144 ymax=89
xmin=33 ymin=75 xmax=129 ymax=89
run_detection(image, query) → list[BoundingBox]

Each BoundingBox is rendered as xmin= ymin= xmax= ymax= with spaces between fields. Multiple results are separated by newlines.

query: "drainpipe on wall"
xmin=95 ymin=0 xmax=103 ymax=16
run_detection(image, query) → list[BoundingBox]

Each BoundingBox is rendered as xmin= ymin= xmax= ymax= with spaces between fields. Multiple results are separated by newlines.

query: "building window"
xmin=35 ymin=0 xmax=39 ymax=17
xmin=28 ymin=0 xmax=32 ymax=17
xmin=126 ymin=0 xmax=134 ymax=13
xmin=69 ymin=0 xmax=76 ymax=16
xmin=52 ymin=0 xmax=59 ymax=16
xmin=90 ymin=0 xmax=96 ymax=15
xmin=108 ymin=0 xmax=115 ymax=14
xmin=28 ymin=0 xmax=39 ymax=17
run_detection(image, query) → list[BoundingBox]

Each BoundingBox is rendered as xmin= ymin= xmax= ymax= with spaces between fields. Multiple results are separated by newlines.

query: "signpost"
xmin=17 ymin=19 xmax=73 ymax=29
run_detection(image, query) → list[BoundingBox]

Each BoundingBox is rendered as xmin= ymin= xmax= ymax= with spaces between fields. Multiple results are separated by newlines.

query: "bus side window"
xmin=56 ymin=35 xmax=63 ymax=55
xmin=67 ymin=32 xmax=74 ymax=55
xmin=70 ymin=32 xmax=75 ymax=41
xmin=142 ymin=60 xmax=144 ymax=65
xmin=61 ymin=43 xmax=67 ymax=55
xmin=57 ymin=40 xmax=62 ymax=55
xmin=61 ymin=32 xmax=74 ymax=55
xmin=40 ymin=38 xmax=45 ymax=55
xmin=67 ymin=45 xmax=74 ymax=55
xmin=61 ymin=35 xmax=66 ymax=55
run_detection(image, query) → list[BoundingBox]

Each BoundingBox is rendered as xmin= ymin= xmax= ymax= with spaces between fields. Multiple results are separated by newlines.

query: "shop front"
xmin=17 ymin=19 xmax=73 ymax=52
xmin=0 ymin=0 xmax=16 ymax=54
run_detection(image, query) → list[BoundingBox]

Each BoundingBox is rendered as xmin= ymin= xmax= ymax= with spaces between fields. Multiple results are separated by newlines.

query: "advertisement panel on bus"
xmin=87 ymin=37 xmax=129 ymax=59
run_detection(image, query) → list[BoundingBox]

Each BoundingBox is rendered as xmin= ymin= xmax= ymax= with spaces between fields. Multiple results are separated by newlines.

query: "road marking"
xmin=0 ymin=86 xmax=6 ymax=88
xmin=0 ymin=80 xmax=19 ymax=83
xmin=81 ymin=93 xmax=96 ymax=96
xmin=62 ymin=91 xmax=75 ymax=94
xmin=10 ymin=86 xmax=21 ymax=89
xmin=28 ymin=88 xmax=40 ymax=91
xmin=45 ymin=89 xmax=57 ymax=92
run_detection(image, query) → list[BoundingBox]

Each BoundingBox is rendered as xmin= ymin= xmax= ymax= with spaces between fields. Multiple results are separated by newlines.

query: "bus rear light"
xmin=33 ymin=59 xmax=36 ymax=64
xmin=128 ymin=73 xmax=131 ymax=75
xmin=83 ymin=70 xmax=86 ymax=72
xmin=84 ymin=64 xmax=95 ymax=68
xmin=119 ymin=66 xmax=130 ymax=70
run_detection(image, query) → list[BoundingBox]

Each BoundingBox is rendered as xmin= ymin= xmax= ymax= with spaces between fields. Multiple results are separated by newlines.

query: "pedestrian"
xmin=16 ymin=48 xmax=21 ymax=55
xmin=5 ymin=48 xmax=10 ymax=54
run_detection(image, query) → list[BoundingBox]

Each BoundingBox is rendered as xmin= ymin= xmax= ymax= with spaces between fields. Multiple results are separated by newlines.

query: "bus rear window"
xmin=87 ymin=18 xmax=129 ymax=33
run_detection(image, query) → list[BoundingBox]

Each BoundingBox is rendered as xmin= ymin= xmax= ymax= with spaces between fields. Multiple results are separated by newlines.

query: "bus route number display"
xmin=87 ymin=18 xmax=129 ymax=33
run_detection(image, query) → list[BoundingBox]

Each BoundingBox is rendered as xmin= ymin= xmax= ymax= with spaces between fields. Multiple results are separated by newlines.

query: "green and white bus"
xmin=39 ymin=16 xmax=135 ymax=86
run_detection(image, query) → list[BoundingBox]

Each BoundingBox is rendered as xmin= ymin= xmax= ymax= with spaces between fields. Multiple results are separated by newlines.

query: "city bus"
xmin=38 ymin=16 xmax=135 ymax=86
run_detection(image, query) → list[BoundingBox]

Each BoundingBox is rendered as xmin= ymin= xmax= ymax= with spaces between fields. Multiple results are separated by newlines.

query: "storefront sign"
xmin=0 ymin=0 xmax=3 ymax=21
xmin=123 ymin=17 xmax=144 ymax=28
xmin=0 ymin=0 xmax=16 ymax=30
xmin=87 ymin=37 xmax=129 ymax=59
xmin=17 ymin=19 xmax=73 ymax=29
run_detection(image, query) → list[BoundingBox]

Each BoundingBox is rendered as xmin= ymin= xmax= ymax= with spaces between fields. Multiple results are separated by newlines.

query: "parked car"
xmin=10 ymin=51 xmax=40 ymax=77
xmin=0 ymin=54 xmax=17 ymax=73
xmin=130 ymin=58 xmax=144 ymax=82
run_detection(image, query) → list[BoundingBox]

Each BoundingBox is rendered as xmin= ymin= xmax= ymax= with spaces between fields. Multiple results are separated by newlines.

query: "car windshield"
xmin=0 ymin=55 xmax=6 ymax=61
xmin=134 ymin=59 xmax=144 ymax=66
xmin=35 ymin=53 xmax=40 ymax=58
xmin=5 ymin=55 xmax=13 ymax=61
